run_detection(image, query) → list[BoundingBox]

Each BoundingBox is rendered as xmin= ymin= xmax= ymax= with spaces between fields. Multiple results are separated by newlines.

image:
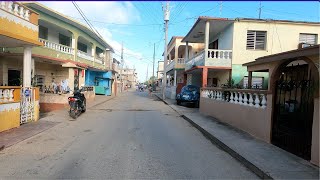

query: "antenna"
xmin=258 ymin=1 xmax=262 ymax=19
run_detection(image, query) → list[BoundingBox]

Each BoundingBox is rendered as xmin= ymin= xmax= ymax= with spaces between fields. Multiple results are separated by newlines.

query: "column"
xmin=174 ymin=70 xmax=177 ymax=86
xmin=202 ymin=67 xmax=208 ymax=87
xmin=72 ymin=34 xmax=78 ymax=61
xmin=31 ymin=58 xmax=35 ymax=80
xmin=204 ymin=21 xmax=210 ymax=54
xmin=248 ymin=71 xmax=252 ymax=89
xmin=23 ymin=46 xmax=32 ymax=87
xmin=91 ymin=44 xmax=96 ymax=66
xmin=1 ymin=61 xmax=8 ymax=85
xmin=184 ymin=41 xmax=189 ymax=63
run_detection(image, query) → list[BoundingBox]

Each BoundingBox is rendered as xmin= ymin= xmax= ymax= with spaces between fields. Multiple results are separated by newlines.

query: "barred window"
xmin=246 ymin=30 xmax=267 ymax=50
xmin=299 ymin=33 xmax=317 ymax=45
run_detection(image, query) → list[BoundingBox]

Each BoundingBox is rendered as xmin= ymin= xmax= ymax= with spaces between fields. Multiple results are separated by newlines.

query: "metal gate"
xmin=20 ymin=87 xmax=35 ymax=124
xmin=272 ymin=63 xmax=314 ymax=160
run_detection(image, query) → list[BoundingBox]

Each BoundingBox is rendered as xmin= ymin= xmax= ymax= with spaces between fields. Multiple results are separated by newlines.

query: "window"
xmin=59 ymin=33 xmax=71 ymax=46
xmin=77 ymin=42 xmax=87 ymax=53
xmin=243 ymin=76 xmax=264 ymax=89
xmin=246 ymin=30 xmax=267 ymax=50
xmin=39 ymin=25 xmax=48 ymax=40
xmin=299 ymin=33 xmax=317 ymax=44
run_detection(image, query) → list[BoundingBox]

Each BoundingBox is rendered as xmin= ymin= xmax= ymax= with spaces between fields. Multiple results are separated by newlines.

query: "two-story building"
xmin=1 ymin=2 xmax=114 ymax=112
xmin=182 ymin=17 xmax=319 ymax=89
xmin=157 ymin=60 xmax=164 ymax=86
xmin=0 ymin=1 xmax=42 ymax=132
xmin=163 ymin=36 xmax=204 ymax=99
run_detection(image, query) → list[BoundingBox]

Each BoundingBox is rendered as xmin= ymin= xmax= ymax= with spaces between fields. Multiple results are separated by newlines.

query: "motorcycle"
xmin=68 ymin=87 xmax=86 ymax=119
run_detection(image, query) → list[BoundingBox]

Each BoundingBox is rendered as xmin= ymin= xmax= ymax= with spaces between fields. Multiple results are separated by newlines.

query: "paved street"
xmin=0 ymin=91 xmax=257 ymax=179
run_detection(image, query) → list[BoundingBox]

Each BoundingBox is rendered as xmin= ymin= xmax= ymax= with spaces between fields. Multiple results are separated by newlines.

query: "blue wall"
xmin=85 ymin=70 xmax=112 ymax=95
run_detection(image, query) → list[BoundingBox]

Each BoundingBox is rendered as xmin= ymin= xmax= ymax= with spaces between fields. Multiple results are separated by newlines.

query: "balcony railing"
xmin=186 ymin=49 xmax=232 ymax=70
xmin=201 ymin=87 xmax=267 ymax=109
xmin=177 ymin=58 xmax=185 ymax=64
xmin=39 ymin=38 xmax=73 ymax=54
xmin=1 ymin=1 xmax=34 ymax=22
xmin=0 ymin=86 xmax=20 ymax=103
xmin=166 ymin=60 xmax=175 ymax=72
xmin=95 ymin=56 xmax=104 ymax=64
xmin=77 ymin=50 xmax=94 ymax=61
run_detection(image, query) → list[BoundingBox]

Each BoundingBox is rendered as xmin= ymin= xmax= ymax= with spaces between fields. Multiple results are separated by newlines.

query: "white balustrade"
xmin=177 ymin=58 xmax=185 ymax=64
xmin=0 ymin=88 xmax=15 ymax=102
xmin=201 ymin=88 xmax=267 ymax=109
xmin=0 ymin=89 xmax=3 ymax=102
xmin=207 ymin=49 xmax=232 ymax=60
xmin=1 ymin=1 xmax=32 ymax=21
xmin=39 ymin=38 xmax=74 ymax=54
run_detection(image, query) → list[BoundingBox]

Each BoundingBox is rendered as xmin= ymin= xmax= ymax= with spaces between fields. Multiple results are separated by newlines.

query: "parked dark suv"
xmin=176 ymin=85 xmax=200 ymax=107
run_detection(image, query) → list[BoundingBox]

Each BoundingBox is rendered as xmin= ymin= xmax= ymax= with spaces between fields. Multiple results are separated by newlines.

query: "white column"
xmin=23 ymin=46 xmax=32 ymax=87
xmin=174 ymin=70 xmax=177 ymax=86
xmin=185 ymin=42 xmax=189 ymax=61
xmin=31 ymin=58 xmax=35 ymax=79
xmin=204 ymin=21 xmax=210 ymax=53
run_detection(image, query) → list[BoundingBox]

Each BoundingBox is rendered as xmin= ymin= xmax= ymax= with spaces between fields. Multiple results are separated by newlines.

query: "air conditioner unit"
xmin=298 ymin=43 xmax=313 ymax=49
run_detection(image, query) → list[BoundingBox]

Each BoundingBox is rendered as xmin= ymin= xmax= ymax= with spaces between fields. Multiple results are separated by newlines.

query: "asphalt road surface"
xmin=0 ymin=90 xmax=258 ymax=179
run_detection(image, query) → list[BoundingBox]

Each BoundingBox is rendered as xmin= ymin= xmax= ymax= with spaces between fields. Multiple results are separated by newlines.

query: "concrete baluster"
xmin=248 ymin=93 xmax=254 ymax=106
xmin=9 ymin=89 xmax=14 ymax=101
xmin=234 ymin=91 xmax=238 ymax=104
xmin=243 ymin=92 xmax=248 ymax=106
xmin=0 ymin=89 xmax=3 ymax=102
xmin=254 ymin=93 xmax=261 ymax=108
xmin=230 ymin=92 xmax=234 ymax=103
xmin=24 ymin=9 xmax=30 ymax=20
xmin=19 ymin=6 xmax=24 ymax=18
xmin=1 ymin=1 xmax=6 ymax=9
xmin=261 ymin=94 xmax=267 ymax=109
xmin=13 ymin=3 xmax=19 ymax=15
xmin=238 ymin=92 xmax=243 ymax=105
xmin=7 ymin=1 xmax=13 ymax=12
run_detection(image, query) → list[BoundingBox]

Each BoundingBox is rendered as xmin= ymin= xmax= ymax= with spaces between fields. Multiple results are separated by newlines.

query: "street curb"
xmin=155 ymin=94 xmax=273 ymax=180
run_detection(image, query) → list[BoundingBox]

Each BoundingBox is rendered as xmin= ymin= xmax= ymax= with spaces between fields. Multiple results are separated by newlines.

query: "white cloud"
xmin=39 ymin=1 xmax=140 ymax=24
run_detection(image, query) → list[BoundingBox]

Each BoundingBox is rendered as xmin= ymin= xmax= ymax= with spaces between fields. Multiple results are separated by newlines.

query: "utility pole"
xmin=121 ymin=42 xmax=124 ymax=92
xmin=146 ymin=64 xmax=149 ymax=83
xmin=152 ymin=43 xmax=155 ymax=82
xmin=162 ymin=1 xmax=170 ymax=100
xmin=219 ymin=1 xmax=222 ymax=17
xmin=258 ymin=1 xmax=262 ymax=19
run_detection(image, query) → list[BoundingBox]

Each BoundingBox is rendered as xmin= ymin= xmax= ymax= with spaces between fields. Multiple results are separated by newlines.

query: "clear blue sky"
xmin=41 ymin=1 xmax=319 ymax=82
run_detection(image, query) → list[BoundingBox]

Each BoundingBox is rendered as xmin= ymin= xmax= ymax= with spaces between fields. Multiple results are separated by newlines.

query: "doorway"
xmin=8 ymin=70 xmax=21 ymax=86
xmin=272 ymin=60 xmax=314 ymax=160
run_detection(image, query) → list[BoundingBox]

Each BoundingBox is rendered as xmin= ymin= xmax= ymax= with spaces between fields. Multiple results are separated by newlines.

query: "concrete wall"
xmin=208 ymin=70 xmax=230 ymax=87
xmin=200 ymin=94 xmax=273 ymax=142
xmin=35 ymin=62 xmax=69 ymax=86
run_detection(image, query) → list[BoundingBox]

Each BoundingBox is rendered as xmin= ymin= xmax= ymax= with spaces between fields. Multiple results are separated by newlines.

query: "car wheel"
xmin=176 ymin=100 xmax=181 ymax=105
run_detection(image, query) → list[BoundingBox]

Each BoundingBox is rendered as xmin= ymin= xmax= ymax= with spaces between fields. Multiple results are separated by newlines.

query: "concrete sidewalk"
xmin=154 ymin=93 xmax=319 ymax=179
xmin=0 ymin=95 xmax=116 ymax=151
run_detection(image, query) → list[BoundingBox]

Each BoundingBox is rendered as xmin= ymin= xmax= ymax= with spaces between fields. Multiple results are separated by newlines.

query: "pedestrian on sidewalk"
xmin=148 ymin=84 xmax=152 ymax=96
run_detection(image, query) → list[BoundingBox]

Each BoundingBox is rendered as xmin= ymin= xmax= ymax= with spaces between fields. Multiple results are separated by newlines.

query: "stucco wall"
xmin=207 ymin=70 xmax=230 ymax=87
xmin=232 ymin=21 xmax=320 ymax=65
xmin=35 ymin=62 xmax=69 ymax=86
xmin=200 ymin=94 xmax=273 ymax=142
xmin=210 ymin=24 xmax=234 ymax=50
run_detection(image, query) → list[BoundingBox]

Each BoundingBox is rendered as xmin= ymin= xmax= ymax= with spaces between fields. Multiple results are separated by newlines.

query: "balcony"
xmin=95 ymin=56 xmax=104 ymax=64
xmin=77 ymin=50 xmax=94 ymax=61
xmin=0 ymin=1 xmax=41 ymax=47
xmin=39 ymin=38 xmax=73 ymax=54
xmin=186 ymin=49 xmax=232 ymax=70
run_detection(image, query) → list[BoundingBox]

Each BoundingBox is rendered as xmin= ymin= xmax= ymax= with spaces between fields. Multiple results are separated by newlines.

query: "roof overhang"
xmin=243 ymin=45 xmax=320 ymax=67
xmin=182 ymin=17 xmax=234 ymax=43
xmin=23 ymin=2 xmax=114 ymax=53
